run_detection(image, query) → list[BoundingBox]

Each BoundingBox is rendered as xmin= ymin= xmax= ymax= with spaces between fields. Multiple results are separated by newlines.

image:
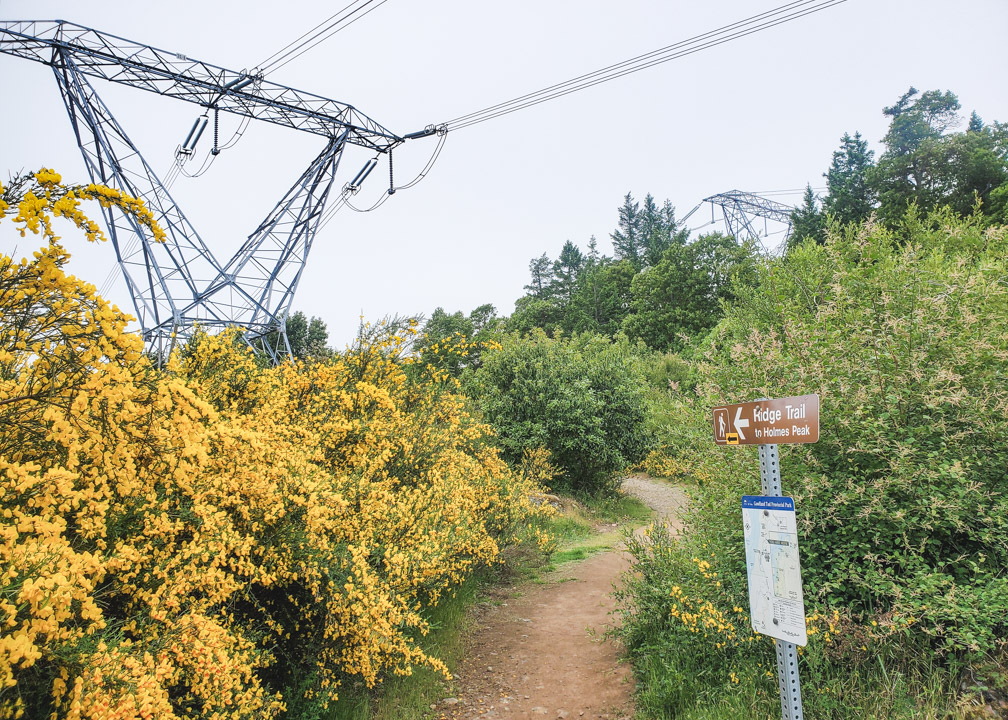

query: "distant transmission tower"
xmin=0 ymin=20 xmax=437 ymax=362
xmin=702 ymin=190 xmax=796 ymax=253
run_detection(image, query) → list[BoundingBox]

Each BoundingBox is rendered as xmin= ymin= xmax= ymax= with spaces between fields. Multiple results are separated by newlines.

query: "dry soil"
xmin=437 ymin=475 xmax=687 ymax=720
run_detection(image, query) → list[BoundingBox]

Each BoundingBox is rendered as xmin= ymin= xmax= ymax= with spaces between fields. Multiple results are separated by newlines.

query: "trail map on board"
xmin=741 ymin=496 xmax=807 ymax=646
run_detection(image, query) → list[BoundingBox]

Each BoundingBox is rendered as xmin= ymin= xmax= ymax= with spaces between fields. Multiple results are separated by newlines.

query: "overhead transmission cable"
xmin=751 ymin=186 xmax=826 ymax=196
xmin=441 ymin=0 xmax=847 ymax=131
xmin=256 ymin=0 xmax=390 ymax=75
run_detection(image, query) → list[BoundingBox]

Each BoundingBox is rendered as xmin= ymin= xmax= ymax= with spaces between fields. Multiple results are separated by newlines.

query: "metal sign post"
xmin=712 ymin=395 xmax=819 ymax=720
xmin=759 ymin=443 xmax=804 ymax=720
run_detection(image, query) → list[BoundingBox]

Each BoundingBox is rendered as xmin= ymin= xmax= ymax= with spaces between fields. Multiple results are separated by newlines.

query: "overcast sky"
xmin=2 ymin=0 xmax=1007 ymax=346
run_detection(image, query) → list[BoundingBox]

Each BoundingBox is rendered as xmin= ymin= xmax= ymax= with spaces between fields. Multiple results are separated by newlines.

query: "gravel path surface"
xmin=621 ymin=473 xmax=689 ymax=531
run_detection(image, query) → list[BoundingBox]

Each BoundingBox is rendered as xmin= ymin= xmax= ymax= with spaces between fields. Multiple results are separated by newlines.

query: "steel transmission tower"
xmin=1 ymin=20 xmax=432 ymax=362
xmin=702 ymin=190 xmax=796 ymax=253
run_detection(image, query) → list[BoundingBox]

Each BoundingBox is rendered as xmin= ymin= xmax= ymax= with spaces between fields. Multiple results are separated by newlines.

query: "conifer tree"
xmin=552 ymin=240 xmax=584 ymax=306
xmin=524 ymin=253 xmax=553 ymax=298
xmin=789 ymin=185 xmax=825 ymax=248
xmin=823 ymin=131 xmax=876 ymax=226
xmin=611 ymin=193 xmax=642 ymax=268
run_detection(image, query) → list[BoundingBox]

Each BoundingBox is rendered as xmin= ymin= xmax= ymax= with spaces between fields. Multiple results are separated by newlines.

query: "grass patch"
xmin=630 ymin=641 xmax=972 ymax=720
xmin=548 ymin=512 xmax=594 ymax=546
xmin=580 ymin=490 xmax=652 ymax=525
xmin=551 ymin=529 xmax=623 ymax=565
xmin=545 ymin=487 xmax=654 ymax=567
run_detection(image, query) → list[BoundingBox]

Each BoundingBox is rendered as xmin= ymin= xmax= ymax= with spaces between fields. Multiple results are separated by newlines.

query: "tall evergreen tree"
xmin=639 ymin=194 xmax=689 ymax=268
xmin=586 ymin=235 xmax=602 ymax=265
xmin=610 ymin=193 xmax=642 ymax=268
xmin=524 ymin=253 xmax=553 ymax=298
xmin=639 ymin=193 xmax=663 ymax=268
xmin=871 ymin=88 xmax=1008 ymax=224
xmin=552 ymin=240 xmax=584 ymax=306
xmin=661 ymin=199 xmax=691 ymax=247
xmin=823 ymin=132 xmax=876 ymax=226
xmin=789 ymin=185 xmax=825 ymax=249
xmin=871 ymin=87 xmax=962 ymax=224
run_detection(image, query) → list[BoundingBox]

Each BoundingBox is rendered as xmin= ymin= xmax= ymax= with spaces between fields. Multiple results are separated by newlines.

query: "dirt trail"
xmin=439 ymin=476 xmax=687 ymax=720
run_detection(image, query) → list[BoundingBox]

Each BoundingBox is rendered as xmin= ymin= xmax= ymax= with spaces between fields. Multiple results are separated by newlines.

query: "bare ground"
xmin=437 ymin=476 xmax=687 ymax=720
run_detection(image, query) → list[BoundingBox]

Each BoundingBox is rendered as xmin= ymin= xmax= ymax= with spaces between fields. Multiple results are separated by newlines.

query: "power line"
xmin=444 ymin=0 xmax=843 ymax=129
xmin=447 ymin=0 xmax=847 ymax=129
xmin=442 ymin=0 xmax=847 ymax=131
xmin=443 ymin=0 xmax=819 ymax=127
xmin=751 ymin=186 xmax=826 ymax=196
xmin=257 ymin=0 xmax=390 ymax=75
xmin=257 ymin=0 xmax=364 ymax=70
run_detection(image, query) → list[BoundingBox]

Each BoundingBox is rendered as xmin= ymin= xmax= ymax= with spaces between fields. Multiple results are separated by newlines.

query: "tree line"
xmin=290 ymin=86 xmax=1006 ymax=366
xmin=411 ymin=86 xmax=1006 ymax=360
xmin=791 ymin=86 xmax=1008 ymax=244
xmin=413 ymin=194 xmax=760 ymax=363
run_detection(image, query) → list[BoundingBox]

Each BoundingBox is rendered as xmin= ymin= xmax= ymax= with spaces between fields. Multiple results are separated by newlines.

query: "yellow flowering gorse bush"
xmin=0 ymin=170 xmax=551 ymax=719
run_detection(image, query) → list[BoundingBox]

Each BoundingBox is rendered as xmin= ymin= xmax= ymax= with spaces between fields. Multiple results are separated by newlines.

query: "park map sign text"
xmin=711 ymin=394 xmax=819 ymax=446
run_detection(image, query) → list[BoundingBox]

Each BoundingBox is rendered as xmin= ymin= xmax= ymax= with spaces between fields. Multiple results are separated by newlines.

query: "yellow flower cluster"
xmin=805 ymin=609 xmax=841 ymax=644
xmin=0 ymin=173 xmax=552 ymax=719
xmin=666 ymin=575 xmax=755 ymax=650
xmin=1 ymin=169 xmax=165 ymax=245
xmin=638 ymin=448 xmax=710 ymax=483
xmin=640 ymin=449 xmax=688 ymax=479
xmin=416 ymin=329 xmax=502 ymax=381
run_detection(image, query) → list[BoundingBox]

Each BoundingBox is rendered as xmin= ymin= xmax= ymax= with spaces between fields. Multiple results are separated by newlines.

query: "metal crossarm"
xmin=1 ymin=20 xmax=402 ymax=150
xmin=1 ymin=19 xmax=413 ymax=361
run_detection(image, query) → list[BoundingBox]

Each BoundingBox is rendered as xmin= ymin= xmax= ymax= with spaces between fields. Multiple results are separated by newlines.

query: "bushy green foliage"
xmin=414 ymin=304 xmax=500 ymax=376
xmin=616 ymin=522 xmax=965 ymax=719
xmin=622 ymin=233 xmax=759 ymax=351
xmin=617 ymin=209 xmax=1008 ymax=716
xmin=467 ymin=331 xmax=649 ymax=496
xmin=701 ymin=208 xmax=1008 ymax=654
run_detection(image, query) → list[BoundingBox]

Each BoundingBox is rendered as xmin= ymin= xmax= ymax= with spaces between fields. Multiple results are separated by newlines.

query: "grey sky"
xmin=2 ymin=0 xmax=1007 ymax=346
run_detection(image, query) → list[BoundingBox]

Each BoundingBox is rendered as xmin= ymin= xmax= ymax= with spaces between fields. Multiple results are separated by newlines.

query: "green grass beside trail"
xmin=547 ymin=491 xmax=653 ymax=567
xmin=629 ymin=637 xmax=976 ymax=720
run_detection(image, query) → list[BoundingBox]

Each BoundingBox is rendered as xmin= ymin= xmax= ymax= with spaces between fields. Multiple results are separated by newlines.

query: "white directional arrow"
xmin=734 ymin=406 xmax=750 ymax=440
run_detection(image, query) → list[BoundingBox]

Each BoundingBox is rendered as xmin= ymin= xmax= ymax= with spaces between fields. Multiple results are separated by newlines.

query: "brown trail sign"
xmin=712 ymin=394 xmax=819 ymax=446
xmin=711 ymin=393 xmax=820 ymax=720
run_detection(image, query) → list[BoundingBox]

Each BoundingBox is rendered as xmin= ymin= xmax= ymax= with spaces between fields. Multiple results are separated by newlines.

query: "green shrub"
xmin=467 ymin=330 xmax=649 ymax=496
xmin=696 ymin=209 xmax=1008 ymax=655
xmin=616 ymin=521 xmax=964 ymax=719
xmin=617 ymin=208 xmax=1008 ymax=717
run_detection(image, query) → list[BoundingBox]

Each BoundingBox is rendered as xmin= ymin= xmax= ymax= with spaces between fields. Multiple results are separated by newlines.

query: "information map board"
xmin=741 ymin=496 xmax=807 ymax=646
